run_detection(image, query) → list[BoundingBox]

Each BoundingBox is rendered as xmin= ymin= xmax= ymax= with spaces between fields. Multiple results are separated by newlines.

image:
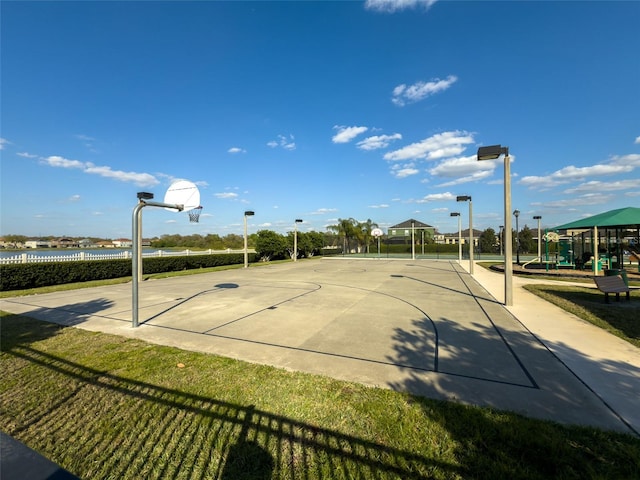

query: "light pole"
xmin=456 ymin=196 xmax=473 ymax=274
xmin=294 ymin=219 xmax=303 ymax=261
xmin=499 ymin=225 xmax=504 ymax=257
xmin=477 ymin=145 xmax=512 ymax=306
xmin=533 ymin=215 xmax=542 ymax=264
xmin=450 ymin=212 xmax=461 ymax=264
xmin=244 ymin=210 xmax=254 ymax=268
xmin=411 ymin=220 xmax=415 ymax=260
xmin=513 ymin=209 xmax=520 ymax=265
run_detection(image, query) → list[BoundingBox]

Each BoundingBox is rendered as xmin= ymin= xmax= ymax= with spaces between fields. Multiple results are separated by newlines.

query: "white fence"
xmin=0 ymin=249 xmax=247 ymax=265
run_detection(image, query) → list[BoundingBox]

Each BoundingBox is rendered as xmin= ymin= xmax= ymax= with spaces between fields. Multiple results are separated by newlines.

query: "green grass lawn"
xmin=524 ymin=284 xmax=640 ymax=348
xmin=2 ymin=312 xmax=639 ymax=480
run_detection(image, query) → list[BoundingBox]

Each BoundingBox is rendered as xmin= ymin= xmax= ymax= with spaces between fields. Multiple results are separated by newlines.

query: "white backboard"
xmin=164 ymin=180 xmax=201 ymax=211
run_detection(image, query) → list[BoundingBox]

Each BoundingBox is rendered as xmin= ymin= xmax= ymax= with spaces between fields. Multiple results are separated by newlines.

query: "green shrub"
xmin=0 ymin=253 xmax=257 ymax=291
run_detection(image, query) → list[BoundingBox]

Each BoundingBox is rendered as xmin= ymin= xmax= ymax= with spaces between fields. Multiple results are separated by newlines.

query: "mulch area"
xmin=490 ymin=263 xmax=640 ymax=281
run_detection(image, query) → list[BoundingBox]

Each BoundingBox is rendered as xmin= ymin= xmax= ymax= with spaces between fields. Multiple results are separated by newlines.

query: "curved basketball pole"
xmin=132 ymin=198 xmax=183 ymax=328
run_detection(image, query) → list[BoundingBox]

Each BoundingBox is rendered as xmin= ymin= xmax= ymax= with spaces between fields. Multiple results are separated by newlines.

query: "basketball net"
xmin=188 ymin=206 xmax=203 ymax=223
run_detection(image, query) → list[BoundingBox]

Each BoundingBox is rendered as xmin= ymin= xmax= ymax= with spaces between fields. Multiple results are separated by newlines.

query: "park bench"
xmin=593 ymin=275 xmax=630 ymax=303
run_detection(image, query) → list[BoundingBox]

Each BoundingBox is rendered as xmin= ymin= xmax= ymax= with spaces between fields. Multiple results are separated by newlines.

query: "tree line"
xmin=2 ymin=221 xmax=540 ymax=255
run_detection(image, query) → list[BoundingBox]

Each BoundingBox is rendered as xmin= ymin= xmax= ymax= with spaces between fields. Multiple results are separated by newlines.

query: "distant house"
xmin=112 ymin=239 xmax=132 ymax=248
xmin=79 ymin=238 xmax=96 ymax=248
xmin=436 ymin=229 xmax=482 ymax=246
xmin=54 ymin=238 xmax=79 ymax=248
xmin=387 ymin=219 xmax=436 ymax=245
xmin=25 ymin=240 xmax=51 ymax=248
xmin=96 ymin=241 xmax=115 ymax=248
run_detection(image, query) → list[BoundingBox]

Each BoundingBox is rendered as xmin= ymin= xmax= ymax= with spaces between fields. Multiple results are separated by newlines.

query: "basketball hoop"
xmin=188 ymin=206 xmax=203 ymax=223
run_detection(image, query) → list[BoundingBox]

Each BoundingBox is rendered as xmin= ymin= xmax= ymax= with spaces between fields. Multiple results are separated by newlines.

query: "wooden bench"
xmin=593 ymin=275 xmax=630 ymax=303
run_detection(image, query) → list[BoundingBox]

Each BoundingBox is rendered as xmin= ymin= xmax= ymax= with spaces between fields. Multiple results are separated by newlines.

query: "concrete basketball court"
xmin=2 ymin=257 xmax=638 ymax=435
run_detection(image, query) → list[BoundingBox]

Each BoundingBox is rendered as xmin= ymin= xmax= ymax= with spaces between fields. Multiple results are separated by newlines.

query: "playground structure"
xmin=524 ymin=206 xmax=640 ymax=276
xmin=523 ymin=229 xmax=638 ymax=274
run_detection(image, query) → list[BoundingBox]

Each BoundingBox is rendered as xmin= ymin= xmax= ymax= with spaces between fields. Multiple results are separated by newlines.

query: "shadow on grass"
xmin=0 ymin=314 xmax=464 ymax=479
xmin=386 ymin=315 xmax=640 ymax=477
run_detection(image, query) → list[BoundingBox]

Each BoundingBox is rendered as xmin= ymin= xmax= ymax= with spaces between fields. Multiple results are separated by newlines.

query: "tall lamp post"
xmin=456 ymin=196 xmax=473 ymax=274
xmin=294 ymin=218 xmax=303 ymax=261
xmin=477 ymin=145 xmax=512 ymax=306
xmin=411 ymin=220 xmax=415 ymax=260
xmin=513 ymin=209 xmax=520 ymax=265
xmin=244 ymin=210 xmax=254 ymax=268
xmin=450 ymin=212 xmax=462 ymax=264
xmin=499 ymin=225 xmax=504 ymax=257
xmin=533 ymin=215 xmax=542 ymax=264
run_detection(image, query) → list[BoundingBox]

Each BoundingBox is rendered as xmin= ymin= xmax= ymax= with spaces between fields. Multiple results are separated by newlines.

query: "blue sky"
xmin=1 ymin=0 xmax=639 ymax=239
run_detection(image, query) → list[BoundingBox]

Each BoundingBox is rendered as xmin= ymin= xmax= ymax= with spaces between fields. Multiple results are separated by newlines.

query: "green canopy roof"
xmin=554 ymin=207 xmax=640 ymax=231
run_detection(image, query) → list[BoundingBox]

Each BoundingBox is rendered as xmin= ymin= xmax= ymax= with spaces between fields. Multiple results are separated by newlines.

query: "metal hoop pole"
xmin=132 ymin=199 xmax=183 ymax=328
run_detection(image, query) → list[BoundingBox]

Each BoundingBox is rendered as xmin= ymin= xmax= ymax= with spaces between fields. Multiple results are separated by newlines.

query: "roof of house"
xmin=389 ymin=219 xmax=433 ymax=229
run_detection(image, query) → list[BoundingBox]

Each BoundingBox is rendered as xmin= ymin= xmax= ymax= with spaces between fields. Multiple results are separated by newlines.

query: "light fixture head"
xmin=513 ymin=209 xmax=520 ymax=217
xmin=450 ymin=212 xmax=460 ymax=217
xmin=137 ymin=192 xmax=154 ymax=200
xmin=477 ymin=144 xmax=509 ymax=161
xmin=244 ymin=210 xmax=255 ymax=216
xmin=295 ymin=219 xmax=303 ymax=223
xmin=533 ymin=215 xmax=542 ymax=220
xmin=456 ymin=195 xmax=471 ymax=202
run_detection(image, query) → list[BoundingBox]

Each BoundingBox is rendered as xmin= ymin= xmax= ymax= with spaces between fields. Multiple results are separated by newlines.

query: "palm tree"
xmin=328 ymin=218 xmax=358 ymax=254
xmin=357 ymin=219 xmax=379 ymax=253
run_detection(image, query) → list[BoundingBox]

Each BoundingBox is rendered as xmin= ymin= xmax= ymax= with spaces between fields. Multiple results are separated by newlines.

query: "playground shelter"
xmin=554 ymin=207 xmax=640 ymax=274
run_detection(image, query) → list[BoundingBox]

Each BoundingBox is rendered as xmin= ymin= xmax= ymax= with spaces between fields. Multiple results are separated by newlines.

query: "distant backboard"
xmin=164 ymin=180 xmax=200 ymax=211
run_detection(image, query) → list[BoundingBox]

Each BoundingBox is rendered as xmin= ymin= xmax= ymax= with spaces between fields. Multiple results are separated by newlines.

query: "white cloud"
xmin=384 ymin=130 xmax=474 ymax=161
xmin=43 ymin=155 xmax=85 ymax=169
xmin=611 ymin=153 xmax=640 ymax=167
xmin=309 ymin=208 xmax=338 ymax=215
xmin=368 ymin=204 xmax=390 ymax=209
xmin=635 ymin=136 xmax=640 ymax=144
xmin=267 ymin=134 xmax=296 ymax=150
xmin=75 ymin=134 xmax=96 ymax=142
xmin=392 ymin=75 xmax=457 ymax=106
xmin=520 ymin=160 xmax=637 ymax=190
xmin=537 ymin=193 xmax=614 ymax=208
xmin=416 ymin=192 xmax=456 ymax=203
xmin=17 ymin=152 xmax=38 ymax=158
xmin=39 ymin=155 xmax=159 ymax=187
xmin=0 ymin=138 xmax=10 ymax=150
xmin=84 ymin=165 xmax=158 ymax=186
xmin=564 ymin=178 xmax=640 ymax=194
xmin=365 ymin=0 xmax=438 ymax=13
xmin=427 ymin=154 xmax=497 ymax=186
xmin=214 ymin=192 xmax=238 ymax=199
xmin=436 ymin=170 xmax=493 ymax=187
xmin=428 ymin=154 xmax=495 ymax=177
xmin=391 ymin=163 xmax=419 ymax=178
xmin=332 ymin=125 xmax=368 ymax=144
xmin=357 ymin=133 xmax=402 ymax=150
xmin=228 ymin=147 xmax=246 ymax=154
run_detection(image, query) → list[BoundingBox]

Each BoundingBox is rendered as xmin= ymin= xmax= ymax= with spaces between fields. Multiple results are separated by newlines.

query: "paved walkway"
xmin=1 ymin=258 xmax=638 ymax=436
